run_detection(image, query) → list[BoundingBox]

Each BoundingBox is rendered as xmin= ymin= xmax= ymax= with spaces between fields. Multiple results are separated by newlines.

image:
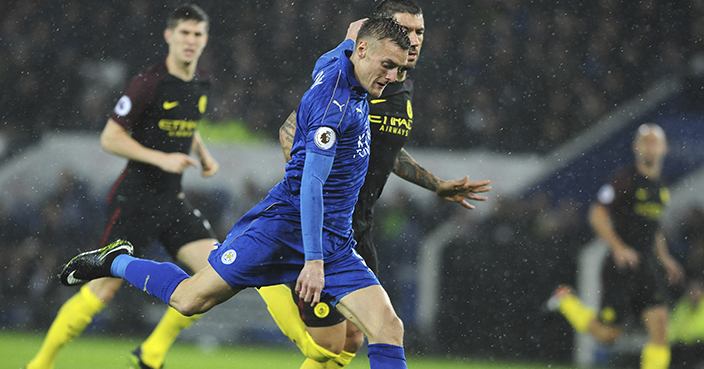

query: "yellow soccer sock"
xmin=641 ymin=343 xmax=671 ymax=369
xmin=27 ymin=285 xmax=105 ymax=369
xmin=139 ymin=306 xmax=201 ymax=368
xmin=558 ymin=293 xmax=596 ymax=333
xmin=258 ymin=285 xmax=339 ymax=363
xmin=326 ymin=350 xmax=356 ymax=368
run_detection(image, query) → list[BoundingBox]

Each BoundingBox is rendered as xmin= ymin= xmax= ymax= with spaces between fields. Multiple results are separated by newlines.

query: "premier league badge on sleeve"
xmin=314 ymin=127 xmax=336 ymax=150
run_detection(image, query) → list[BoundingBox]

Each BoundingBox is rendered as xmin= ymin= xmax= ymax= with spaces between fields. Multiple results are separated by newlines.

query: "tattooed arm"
xmin=392 ymin=148 xmax=491 ymax=209
xmin=279 ymin=110 xmax=297 ymax=162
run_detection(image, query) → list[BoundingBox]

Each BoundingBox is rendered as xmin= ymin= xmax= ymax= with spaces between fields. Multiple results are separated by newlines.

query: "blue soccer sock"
xmin=111 ymin=254 xmax=189 ymax=305
xmin=367 ymin=343 xmax=407 ymax=369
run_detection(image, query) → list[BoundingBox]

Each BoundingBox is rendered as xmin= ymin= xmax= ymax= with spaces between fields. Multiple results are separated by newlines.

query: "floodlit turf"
xmin=3 ymin=330 xmax=578 ymax=369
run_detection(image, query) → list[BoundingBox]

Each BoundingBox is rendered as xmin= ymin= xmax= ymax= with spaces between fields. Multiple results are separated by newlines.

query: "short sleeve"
xmin=109 ymin=72 xmax=158 ymax=130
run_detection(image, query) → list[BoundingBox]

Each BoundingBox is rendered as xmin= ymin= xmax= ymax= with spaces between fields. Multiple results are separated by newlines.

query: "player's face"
xmin=355 ymin=39 xmax=408 ymax=97
xmin=634 ymin=131 xmax=667 ymax=167
xmin=165 ymin=20 xmax=209 ymax=65
xmin=394 ymin=12 xmax=424 ymax=69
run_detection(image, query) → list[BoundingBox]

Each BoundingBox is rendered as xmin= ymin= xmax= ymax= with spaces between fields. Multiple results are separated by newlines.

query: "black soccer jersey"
xmin=595 ymin=165 xmax=670 ymax=256
xmin=352 ymin=78 xmax=414 ymax=246
xmin=108 ymin=61 xmax=211 ymax=201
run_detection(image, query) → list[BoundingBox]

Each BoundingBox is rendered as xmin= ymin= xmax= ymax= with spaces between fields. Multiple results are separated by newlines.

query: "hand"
xmin=296 ymin=259 xmax=325 ymax=307
xmin=200 ymin=154 xmax=219 ymax=177
xmin=435 ymin=176 xmax=491 ymax=210
xmin=611 ymin=245 xmax=640 ymax=270
xmin=345 ymin=18 xmax=368 ymax=41
xmin=158 ymin=152 xmax=200 ymax=174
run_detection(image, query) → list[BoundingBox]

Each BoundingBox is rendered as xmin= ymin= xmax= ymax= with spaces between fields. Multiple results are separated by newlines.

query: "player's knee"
xmin=170 ymin=299 xmax=204 ymax=317
xmin=343 ymin=328 xmax=365 ymax=353
xmin=365 ymin=309 xmax=404 ymax=346
xmin=169 ymin=291 xmax=210 ymax=316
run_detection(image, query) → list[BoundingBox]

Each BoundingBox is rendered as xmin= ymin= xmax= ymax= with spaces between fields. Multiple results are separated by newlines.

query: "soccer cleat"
xmin=59 ymin=239 xmax=134 ymax=286
xmin=129 ymin=346 xmax=162 ymax=369
xmin=543 ymin=285 xmax=574 ymax=313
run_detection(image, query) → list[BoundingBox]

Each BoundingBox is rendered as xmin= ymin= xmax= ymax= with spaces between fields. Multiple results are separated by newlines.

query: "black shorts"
xmin=599 ymin=255 xmax=669 ymax=325
xmin=102 ymin=192 xmax=216 ymax=260
xmin=288 ymin=281 xmax=346 ymax=327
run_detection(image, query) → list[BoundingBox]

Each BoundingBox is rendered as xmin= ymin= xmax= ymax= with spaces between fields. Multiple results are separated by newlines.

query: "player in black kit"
xmin=26 ymin=5 xmax=219 ymax=369
xmin=257 ymin=1 xmax=492 ymax=368
xmin=545 ymin=123 xmax=684 ymax=369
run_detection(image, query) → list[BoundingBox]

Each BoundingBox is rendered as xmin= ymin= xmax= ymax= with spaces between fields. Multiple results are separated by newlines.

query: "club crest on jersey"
xmin=114 ymin=95 xmax=132 ymax=116
xmin=221 ymin=249 xmax=237 ymax=265
xmin=314 ymin=127 xmax=336 ymax=150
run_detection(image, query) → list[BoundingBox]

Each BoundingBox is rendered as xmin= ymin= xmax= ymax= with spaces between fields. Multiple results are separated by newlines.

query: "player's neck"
xmin=396 ymin=69 xmax=408 ymax=82
xmin=636 ymin=161 xmax=661 ymax=180
xmin=165 ymin=55 xmax=197 ymax=81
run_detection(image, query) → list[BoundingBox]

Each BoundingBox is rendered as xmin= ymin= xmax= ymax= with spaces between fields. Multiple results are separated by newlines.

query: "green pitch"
xmin=2 ymin=330 xmax=578 ymax=369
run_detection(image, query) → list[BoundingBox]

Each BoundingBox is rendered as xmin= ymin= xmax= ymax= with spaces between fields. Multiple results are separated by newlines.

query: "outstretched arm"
xmin=392 ymin=148 xmax=491 ymax=209
xmin=279 ymin=110 xmax=297 ymax=162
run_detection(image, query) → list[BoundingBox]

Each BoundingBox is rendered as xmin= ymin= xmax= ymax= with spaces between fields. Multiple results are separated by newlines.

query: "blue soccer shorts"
xmin=208 ymin=195 xmax=379 ymax=306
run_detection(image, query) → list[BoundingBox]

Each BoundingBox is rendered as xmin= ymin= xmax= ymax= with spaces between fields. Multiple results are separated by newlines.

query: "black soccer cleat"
xmin=129 ymin=346 xmax=162 ymax=369
xmin=59 ymin=239 xmax=134 ymax=286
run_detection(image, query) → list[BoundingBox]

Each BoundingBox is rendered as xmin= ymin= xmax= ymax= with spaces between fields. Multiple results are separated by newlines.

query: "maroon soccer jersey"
xmin=108 ymin=61 xmax=211 ymax=200
xmin=595 ymin=165 xmax=670 ymax=255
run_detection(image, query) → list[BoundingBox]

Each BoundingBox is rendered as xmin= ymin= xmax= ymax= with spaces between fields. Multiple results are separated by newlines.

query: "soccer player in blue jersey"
xmin=262 ymin=2 xmax=491 ymax=368
xmin=59 ymin=16 xmax=412 ymax=368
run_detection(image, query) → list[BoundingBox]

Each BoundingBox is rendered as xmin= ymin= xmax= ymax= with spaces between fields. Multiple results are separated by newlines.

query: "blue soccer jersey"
xmin=270 ymin=39 xmax=371 ymax=239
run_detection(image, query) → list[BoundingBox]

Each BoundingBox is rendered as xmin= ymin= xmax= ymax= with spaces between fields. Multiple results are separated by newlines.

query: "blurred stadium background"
xmin=3 ymin=0 xmax=704 ymax=367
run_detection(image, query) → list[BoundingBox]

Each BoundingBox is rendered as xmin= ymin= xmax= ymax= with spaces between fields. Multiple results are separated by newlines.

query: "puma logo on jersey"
xmin=333 ymin=100 xmax=345 ymax=111
xmin=163 ymin=101 xmax=179 ymax=110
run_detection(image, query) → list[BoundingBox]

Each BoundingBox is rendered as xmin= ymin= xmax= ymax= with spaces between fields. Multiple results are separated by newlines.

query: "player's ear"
xmin=356 ymin=39 xmax=369 ymax=59
xmin=164 ymin=28 xmax=172 ymax=43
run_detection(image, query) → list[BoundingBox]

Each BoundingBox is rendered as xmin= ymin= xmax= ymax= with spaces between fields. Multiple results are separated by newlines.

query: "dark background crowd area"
xmin=2 ymin=0 xmax=702 ymax=156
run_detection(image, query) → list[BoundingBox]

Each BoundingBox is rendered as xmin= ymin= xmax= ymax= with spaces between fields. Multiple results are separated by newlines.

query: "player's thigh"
xmin=336 ymin=284 xmax=403 ymax=345
xmin=170 ymin=265 xmax=240 ymax=315
xmin=176 ymin=238 xmax=218 ymax=273
xmin=307 ymin=322 xmax=348 ymax=354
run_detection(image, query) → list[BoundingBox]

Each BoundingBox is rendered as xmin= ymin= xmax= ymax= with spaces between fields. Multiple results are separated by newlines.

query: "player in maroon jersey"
xmin=26 ymin=5 xmax=218 ymax=369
